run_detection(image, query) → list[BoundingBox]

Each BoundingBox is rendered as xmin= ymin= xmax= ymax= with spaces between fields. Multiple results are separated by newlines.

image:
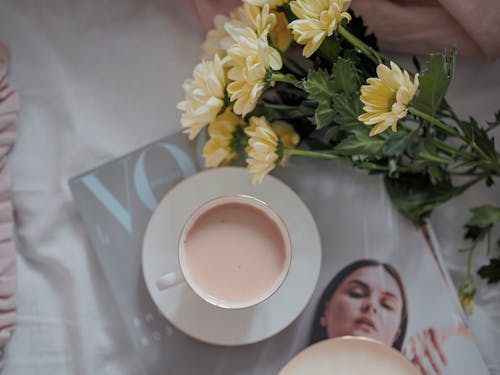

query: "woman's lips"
xmin=354 ymin=317 xmax=377 ymax=332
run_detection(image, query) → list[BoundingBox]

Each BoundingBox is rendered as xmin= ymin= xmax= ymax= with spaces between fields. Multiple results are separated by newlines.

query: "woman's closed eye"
xmin=347 ymin=286 xmax=367 ymax=299
xmin=380 ymin=296 xmax=398 ymax=311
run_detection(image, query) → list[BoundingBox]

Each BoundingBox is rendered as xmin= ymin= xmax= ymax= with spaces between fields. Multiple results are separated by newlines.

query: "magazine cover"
xmin=69 ymin=131 xmax=489 ymax=375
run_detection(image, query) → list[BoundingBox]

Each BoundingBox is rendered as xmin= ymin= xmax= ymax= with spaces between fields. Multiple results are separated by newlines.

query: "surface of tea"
xmin=184 ymin=202 xmax=287 ymax=304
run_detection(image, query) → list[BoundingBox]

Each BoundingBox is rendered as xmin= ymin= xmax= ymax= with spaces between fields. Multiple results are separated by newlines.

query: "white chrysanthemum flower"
xmin=288 ymin=0 xmax=352 ymax=57
xmin=203 ymin=3 xmax=276 ymax=60
xmin=358 ymin=62 xmax=420 ymax=136
xmin=231 ymin=3 xmax=276 ymax=36
xmin=202 ymin=15 xmax=234 ymax=59
xmin=226 ymin=25 xmax=282 ymax=115
xmin=177 ymin=54 xmax=227 ymax=140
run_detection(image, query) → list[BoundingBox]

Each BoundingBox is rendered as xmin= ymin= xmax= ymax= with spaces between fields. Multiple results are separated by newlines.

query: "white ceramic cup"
xmin=155 ymin=194 xmax=292 ymax=309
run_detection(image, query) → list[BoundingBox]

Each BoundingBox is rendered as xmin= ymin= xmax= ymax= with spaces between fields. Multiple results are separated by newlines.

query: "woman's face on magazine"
xmin=321 ymin=266 xmax=403 ymax=346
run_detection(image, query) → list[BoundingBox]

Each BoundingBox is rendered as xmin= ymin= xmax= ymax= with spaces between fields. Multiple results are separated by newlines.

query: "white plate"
xmin=142 ymin=167 xmax=321 ymax=346
xmin=278 ymin=337 xmax=419 ymax=375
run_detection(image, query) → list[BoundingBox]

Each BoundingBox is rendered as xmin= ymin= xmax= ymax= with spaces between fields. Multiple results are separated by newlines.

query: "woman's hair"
xmin=309 ymin=259 xmax=408 ymax=350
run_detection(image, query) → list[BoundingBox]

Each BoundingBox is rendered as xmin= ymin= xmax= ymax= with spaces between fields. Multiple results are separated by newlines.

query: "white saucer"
xmin=278 ymin=337 xmax=419 ymax=374
xmin=142 ymin=167 xmax=321 ymax=346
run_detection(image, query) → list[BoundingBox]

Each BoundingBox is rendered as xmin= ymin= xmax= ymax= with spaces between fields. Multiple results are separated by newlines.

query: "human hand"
xmin=403 ymin=328 xmax=448 ymax=375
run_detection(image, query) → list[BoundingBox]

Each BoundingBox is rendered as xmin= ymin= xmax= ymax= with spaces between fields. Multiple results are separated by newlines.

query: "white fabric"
xmin=0 ymin=0 xmax=499 ymax=373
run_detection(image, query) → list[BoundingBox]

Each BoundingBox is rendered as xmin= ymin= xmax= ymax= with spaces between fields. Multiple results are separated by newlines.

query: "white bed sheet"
xmin=0 ymin=0 xmax=499 ymax=374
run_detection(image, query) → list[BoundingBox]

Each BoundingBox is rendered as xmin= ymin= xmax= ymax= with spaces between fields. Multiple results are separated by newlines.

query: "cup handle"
xmin=156 ymin=271 xmax=185 ymax=291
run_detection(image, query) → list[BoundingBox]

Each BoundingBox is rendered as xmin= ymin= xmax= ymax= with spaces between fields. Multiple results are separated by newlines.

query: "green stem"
xmin=284 ymin=148 xmax=342 ymax=160
xmin=358 ymin=162 xmax=392 ymax=171
xmin=408 ymin=107 xmax=463 ymax=140
xmin=338 ymin=25 xmax=384 ymax=65
xmin=284 ymin=149 xmax=416 ymax=173
xmin=271 ymin=72 xmax=298 ymax=85
xmin=466 ymin=238 xmax=480 ymax=282
xmin=432 ymin=139 xmax=457 ymax=156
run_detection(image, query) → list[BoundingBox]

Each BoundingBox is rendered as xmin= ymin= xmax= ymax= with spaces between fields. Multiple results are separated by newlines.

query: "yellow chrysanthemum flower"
xmin=460 ymin=296 xmax=474 ymax=315
xmin=244 ymin=0 xmax=289 ymax=9
xmin=271 ymin=120 xmax=300 ymax=164
xmin=203 ymin=109 xmax=243 ymax=168
xmin=358 ymin=62 xmax=420 ymax=136
xmin=232 ymin=5 xmax=292 ymax=52
xmin=177 ymin=54 xmax=227 ymax=140
xmin=288 ymin=0 xmax=351 ymax=58
xmin=270 ymin=12 xmax=293 ymax=52
xmin=202 ymin=15 xmax=234 ymax=59
xmin=245 ymin=116 xmax=280 ymax=184
xmin=459 ymin=281 xmax=476 ymax=315
xmin=203 ymin=3 xmax=276 ymax=60
xmin=204 ymin=3 xmax=273 ymax=60
xmin=226 ymin=26 xmax=282 ymax=115
xmin=245 ymin=117 xmax=300 ymax=183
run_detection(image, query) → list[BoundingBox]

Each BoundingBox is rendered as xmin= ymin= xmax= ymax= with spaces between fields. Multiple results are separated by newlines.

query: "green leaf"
xmin=303 ymin=69 xmax=337 ymax=128
xmin=462 ymin=206 xmax=500 ymax=242
xmin=382 ymin=131 xmax=414 ymax=157
xmin=477 ymin=256 xmax=500 ymax=284
xmin=487 ymin=110 xmax=500 ymax=131
xmin=304 ymin=69 xmax=336 ymax=96
xmin=334 ymin=127 xmax=385 ymax=157
xmin=384 ymin=173 xmax=466 ymax=225
xmin=331 ymin=58 xmax=363 ymax=127
xmin=332 ymin=58 xmax=360 ymax=96
xmin=455 ymin=116 xmax=498 ymax=163
xmin=323 ymin=126 xmax=344 ymax=143
xmin=412 ymin=49 xmax=456 ymax=116
xmin=331 ymin=93 xmax=363 ymax=128
xmin=457 ymin=117 xmax=475 ymax=142
xmin=473 ymin=126 xmax=498 ymax=162
xmin=314 ymin=103 xmax=336 ymax=128
xmin=466 ymin=205 xmax=500 ymax=227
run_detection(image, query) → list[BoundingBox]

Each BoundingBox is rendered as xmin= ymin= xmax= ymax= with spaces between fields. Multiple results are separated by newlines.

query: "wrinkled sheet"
xmin=0 ymin=1 xmax=499 ymax=374
xmin=0 ymin=42 xmax=18 ymax=367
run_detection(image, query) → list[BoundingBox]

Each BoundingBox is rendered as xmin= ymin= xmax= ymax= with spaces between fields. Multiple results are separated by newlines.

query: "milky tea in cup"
xmin=155 ymin=195 xmax=292 ymax=309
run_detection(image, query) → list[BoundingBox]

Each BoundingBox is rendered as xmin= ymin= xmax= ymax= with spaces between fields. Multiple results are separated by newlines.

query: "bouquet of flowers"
xmin=177 ymin=0 xmax=500 ymax=313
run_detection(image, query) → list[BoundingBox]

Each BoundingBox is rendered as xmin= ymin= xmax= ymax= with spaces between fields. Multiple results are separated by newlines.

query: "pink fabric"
xmin=189 ymin=0 xmax=500 ymax=61
xmin=0 ymin=42 xmax=18 ymax=360
xmin=351 ymin=0 xmax=500 ymax=61
xmin=188 ymin=0 xmax=238 ymax=29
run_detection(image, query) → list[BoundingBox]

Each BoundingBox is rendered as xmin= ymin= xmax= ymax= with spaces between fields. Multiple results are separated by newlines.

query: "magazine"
xmin=69 ymin=131 xmax=489 ymax=375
